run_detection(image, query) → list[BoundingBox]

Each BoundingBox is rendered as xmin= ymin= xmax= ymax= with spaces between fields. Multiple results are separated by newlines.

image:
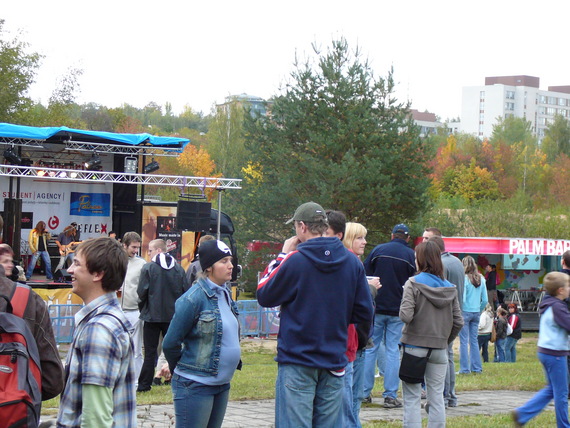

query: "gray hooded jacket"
xmin=400 ymin=273 xmax=464 ymax=349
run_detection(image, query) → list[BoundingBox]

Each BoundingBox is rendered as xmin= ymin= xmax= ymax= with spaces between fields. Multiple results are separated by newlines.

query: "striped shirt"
xmin=56 ymin=292 xmax=136 ymax=427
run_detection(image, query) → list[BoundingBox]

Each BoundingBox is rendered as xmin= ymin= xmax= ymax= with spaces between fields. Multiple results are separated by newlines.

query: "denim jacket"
xmin=163 ymin=277 xmax=241 ymax=376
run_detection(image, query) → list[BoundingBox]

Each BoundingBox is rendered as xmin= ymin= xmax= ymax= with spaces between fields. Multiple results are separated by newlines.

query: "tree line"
xmin=3 ymin=19 xmax=570 ymax=281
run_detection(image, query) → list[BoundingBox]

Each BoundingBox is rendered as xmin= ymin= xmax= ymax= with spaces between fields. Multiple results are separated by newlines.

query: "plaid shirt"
xmin=57 ymin=292 xmax=136 ymax=427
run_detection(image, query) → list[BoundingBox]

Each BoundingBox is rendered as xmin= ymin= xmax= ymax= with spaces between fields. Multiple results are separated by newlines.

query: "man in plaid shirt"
xmin=57 ymin=237 xmax=136 ymax=428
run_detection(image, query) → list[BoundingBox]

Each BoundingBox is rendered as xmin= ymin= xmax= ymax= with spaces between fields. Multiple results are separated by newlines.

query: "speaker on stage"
xmin=177 ymin=201 xmax=211 ymax=232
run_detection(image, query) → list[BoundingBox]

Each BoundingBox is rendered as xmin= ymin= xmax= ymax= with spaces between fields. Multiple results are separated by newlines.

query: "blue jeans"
xmin=494 ymin=338 xmax=506 ymax=362
xmin=352 ymin=350 xmax=365 ymax=428
xmin=376 ymin=335 xmax=386 ymax=376
xmin=505 ymin=336 xmax=518 ymax=362
xmin=516 ymin=353 xmax=569 ymax=427
xmin=363 ymin=314 xmax=403 ymax=399
xmin=459 ymin=312 xmax=482 ymax=373
xmin=171 ymin=373 xmax=230 ymax=428
xmin=26 ymin=250 xmax=53 ymax=279
xmin=275 ymin=363 xmax=343 ymax=428
xmin=333 ymin=361 xmax=358 ymax=428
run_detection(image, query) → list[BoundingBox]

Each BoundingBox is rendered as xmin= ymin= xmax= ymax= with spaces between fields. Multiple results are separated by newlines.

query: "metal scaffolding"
xmin=0 ymin=164 xmax=242 ymax=190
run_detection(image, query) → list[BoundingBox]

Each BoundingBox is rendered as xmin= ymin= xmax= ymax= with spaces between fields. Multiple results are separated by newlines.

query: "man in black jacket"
xmin=137 ymin=239 xmax=187 ymax=392
xmin=363 ymin=224 xmax=415 ymax=408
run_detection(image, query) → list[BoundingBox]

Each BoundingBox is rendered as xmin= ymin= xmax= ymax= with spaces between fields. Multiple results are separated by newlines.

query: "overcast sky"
xmin=3 ymin=0 xmax=569 ymax=121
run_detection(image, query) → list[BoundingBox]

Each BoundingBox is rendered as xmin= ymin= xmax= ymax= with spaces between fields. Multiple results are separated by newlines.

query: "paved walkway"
xmin=133 ymin=390 xmax=539 ymax=427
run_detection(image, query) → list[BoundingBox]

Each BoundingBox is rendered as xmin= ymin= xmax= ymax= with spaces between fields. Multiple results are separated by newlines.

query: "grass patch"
xmin=42 ymin=333 xmax=546 ymax=417
xmin=363 ymin=410 xmax=556 ymax=427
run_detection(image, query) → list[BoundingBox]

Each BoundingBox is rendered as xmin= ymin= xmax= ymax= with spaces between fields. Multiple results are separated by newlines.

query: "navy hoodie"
xmin=257 ymin=237 xmax=374 ymax=370
xmin=364 ymin=238 xmax=416 ymax=316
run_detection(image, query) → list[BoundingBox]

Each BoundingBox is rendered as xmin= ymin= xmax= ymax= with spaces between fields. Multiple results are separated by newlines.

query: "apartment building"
xmin=461 ymin=75 xmax=570 ymax=142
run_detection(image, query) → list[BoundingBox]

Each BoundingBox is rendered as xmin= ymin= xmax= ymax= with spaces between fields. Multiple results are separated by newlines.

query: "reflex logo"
xmin=0 ymin=365 xmax=13 ymax=373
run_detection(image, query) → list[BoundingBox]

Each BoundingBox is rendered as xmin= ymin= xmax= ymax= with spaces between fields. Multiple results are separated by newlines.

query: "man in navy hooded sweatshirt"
xmin=362 ymin=224 xmax=416 ymax=408
xmin=257 ymin=202 xmax=374 ymax=428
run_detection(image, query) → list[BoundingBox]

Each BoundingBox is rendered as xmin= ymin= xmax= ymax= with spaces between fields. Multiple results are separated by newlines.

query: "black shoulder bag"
xmin=399 ymin=344 xmax=432 ymax=384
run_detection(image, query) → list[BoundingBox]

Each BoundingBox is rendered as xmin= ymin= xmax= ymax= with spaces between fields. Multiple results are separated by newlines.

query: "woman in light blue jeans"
xmin=399 ymin=240 xmax=464 ymax=428
xmin=459 ymin=256 xmax=488 ymax=374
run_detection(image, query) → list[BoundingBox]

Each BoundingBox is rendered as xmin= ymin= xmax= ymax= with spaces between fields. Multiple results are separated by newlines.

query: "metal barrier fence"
xmin=49 ymin=304 xmax=83 ymax=343
xmin=236 ymin=300 xmax=280 ymax=338
xmin=49 ymin=300 xmax=279 ymax=343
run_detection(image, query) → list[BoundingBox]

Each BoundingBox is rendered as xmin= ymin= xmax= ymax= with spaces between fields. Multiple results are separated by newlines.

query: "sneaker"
xmin=424 ymin=401 xmax=430 ymax=414
xmin=362 ymin=395 xmax=372 ymax=404
xmin=152 ymin=377 xmax=163 ymax=386
xmin=384 ymin=397 xmax=403 ymax=408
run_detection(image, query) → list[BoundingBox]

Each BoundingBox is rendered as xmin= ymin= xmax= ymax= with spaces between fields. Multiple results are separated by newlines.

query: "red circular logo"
xmin=48 ymin=216 xmax=59 ymax=230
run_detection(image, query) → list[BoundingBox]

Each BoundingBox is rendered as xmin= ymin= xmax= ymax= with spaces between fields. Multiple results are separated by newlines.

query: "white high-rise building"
xmin=460 ymin=75 xmax=570 ymax=142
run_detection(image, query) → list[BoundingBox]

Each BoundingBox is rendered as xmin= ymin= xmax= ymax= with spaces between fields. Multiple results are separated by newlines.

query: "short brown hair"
xmin=563 ymin=250 xmax=570 ymax=268
xmin=428 ymin=235 xmax=445 ymax=252
xmin=415 ymin=241 xmax=444 ymax=279
xmin=75 ymin=237 xmax=127 ymax=292
xmin=296 ymin=220 xmax=329 ymax=236
xmin=122 ymin=231 xmax=142 ymax=247
xmin=0 ymin=243 xmax=14 ymax=257
xmin=424 ymin=227 xmax=442 ymax=237
xmin=543 ymin=272 xmax=570 ymax=297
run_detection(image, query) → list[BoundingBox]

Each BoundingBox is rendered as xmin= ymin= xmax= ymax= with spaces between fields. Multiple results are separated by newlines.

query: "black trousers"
xmin=138 ymin=321 xmax=170 ymax=390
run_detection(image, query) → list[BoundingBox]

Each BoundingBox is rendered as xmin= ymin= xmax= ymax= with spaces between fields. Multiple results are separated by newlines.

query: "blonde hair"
xmin=463 ymin=255 xmax=481 ymax=287
xmin=343 ymin=222 xmax=367 ymax=252
xmin=543 ymin=272 xmax=570 ymax=297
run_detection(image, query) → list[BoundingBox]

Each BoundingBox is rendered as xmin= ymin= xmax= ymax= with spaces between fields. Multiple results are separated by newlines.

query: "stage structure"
xmin=0 ymin=123 xmax=242 ymax=261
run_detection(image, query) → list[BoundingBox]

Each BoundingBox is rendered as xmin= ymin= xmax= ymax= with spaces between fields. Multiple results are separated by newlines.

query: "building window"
xmin=505 ymin=102 xmax=515 ymax=111
xmin=547 ymin=107 xmax=555 ymax=115
xmin=548 ymin=97 xmax=556 ymax=105
xmin=560 ymin=98 xmax=566 ymax=106
xmin=540 ymin=95 xmax=547 ymax=103
xmin=538 ymin=106 xmax=546 ymax=114
xmin=506 ymin=90 xmax=515 ymax=99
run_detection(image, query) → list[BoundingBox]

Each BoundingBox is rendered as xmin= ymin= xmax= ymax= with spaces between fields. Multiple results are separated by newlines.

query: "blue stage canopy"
xmin=0 ymin=123 xmax=189 ymax=151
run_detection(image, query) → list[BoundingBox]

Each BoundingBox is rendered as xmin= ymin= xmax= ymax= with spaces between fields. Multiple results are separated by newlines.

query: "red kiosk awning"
xmin=438 ymin=237 xmax=570 ymax=256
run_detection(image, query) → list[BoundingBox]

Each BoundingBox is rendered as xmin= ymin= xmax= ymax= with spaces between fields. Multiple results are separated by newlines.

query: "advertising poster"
xmin=141 ymin=204 xmax=196 ymax=269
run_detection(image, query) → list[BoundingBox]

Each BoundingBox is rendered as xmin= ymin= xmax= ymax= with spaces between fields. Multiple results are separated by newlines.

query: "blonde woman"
xmin=343 ymin=222 xmax=380 ymax=425
xmin=26 ymin=221 xmax=53 ymax=280
xmin=459 ymin=256 xmax=488 ymax=374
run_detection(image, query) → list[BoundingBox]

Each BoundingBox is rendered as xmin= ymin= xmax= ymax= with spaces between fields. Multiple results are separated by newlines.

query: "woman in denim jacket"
xmin=163 ymin=240 xmax=241 ymax=428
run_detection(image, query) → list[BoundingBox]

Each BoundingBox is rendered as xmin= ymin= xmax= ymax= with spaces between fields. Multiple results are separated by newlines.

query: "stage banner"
xmin=0 ymin=178 xmax=113 ymax=249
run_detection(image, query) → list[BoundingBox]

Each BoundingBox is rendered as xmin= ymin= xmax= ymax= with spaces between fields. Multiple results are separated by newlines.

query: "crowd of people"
xmin=1 ymin=207 xmax=570 ymax=427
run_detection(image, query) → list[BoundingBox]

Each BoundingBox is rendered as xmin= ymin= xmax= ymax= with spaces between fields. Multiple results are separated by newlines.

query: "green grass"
xmin=363 ymin=411 xmax=556 ymax=427
xmin=42 ymin=333 xmax=546 ymax=418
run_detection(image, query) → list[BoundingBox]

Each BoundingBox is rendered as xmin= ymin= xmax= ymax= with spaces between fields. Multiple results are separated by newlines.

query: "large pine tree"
xmin=234 ymin=39 xmax=432 ymax=241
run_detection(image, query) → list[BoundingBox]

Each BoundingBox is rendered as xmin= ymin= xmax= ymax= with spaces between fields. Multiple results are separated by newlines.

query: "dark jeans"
xmin=138 ymin=321 xmax=170 ymax=390
xmin=478 ymin=334 xmax=491 ymax=363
